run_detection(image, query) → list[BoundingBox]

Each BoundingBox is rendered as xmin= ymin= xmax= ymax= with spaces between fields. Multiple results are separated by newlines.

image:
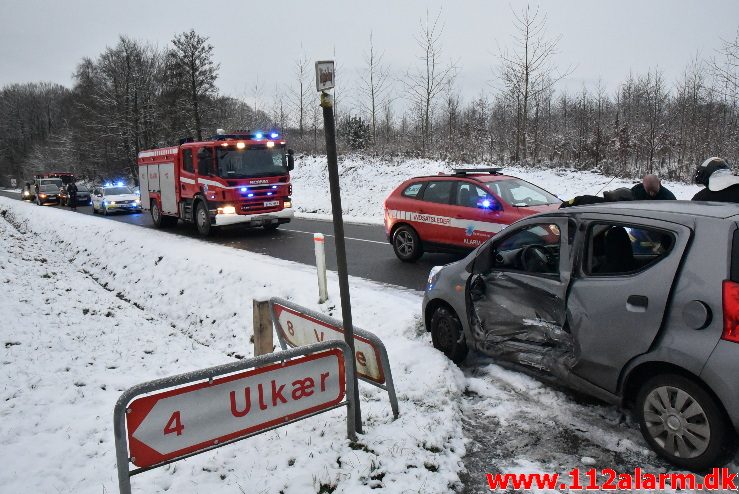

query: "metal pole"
xmin=314 ymin=233 xmax=329 ymax=303
xmin=320 ymin=91 xmax=362 ymax=433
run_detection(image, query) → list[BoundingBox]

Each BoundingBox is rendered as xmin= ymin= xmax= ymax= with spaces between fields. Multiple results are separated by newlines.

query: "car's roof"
xmin=550 ymin=200 xmax=739 ymax=220
xmin=407 ymin=173 xmax=519 ymax=183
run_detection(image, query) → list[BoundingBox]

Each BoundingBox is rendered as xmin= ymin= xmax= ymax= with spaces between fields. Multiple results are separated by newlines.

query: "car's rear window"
xmin=732 ymin=228 xmax=739 ymax=282
xmin=402 ymin=182 xmax=424 ymax=198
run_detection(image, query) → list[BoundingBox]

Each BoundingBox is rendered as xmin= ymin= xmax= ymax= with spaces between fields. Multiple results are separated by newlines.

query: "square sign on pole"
xmin=315 ymin=61 xmax=335 ymax=91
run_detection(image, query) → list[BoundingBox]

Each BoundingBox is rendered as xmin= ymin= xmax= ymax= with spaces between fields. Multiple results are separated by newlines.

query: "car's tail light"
xmin=722 ymin=280 xmax=739 ymax=343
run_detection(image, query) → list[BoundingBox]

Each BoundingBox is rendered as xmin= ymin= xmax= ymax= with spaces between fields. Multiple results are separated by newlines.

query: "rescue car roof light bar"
xmin=452 ymin=167 xmax=503 ymax=175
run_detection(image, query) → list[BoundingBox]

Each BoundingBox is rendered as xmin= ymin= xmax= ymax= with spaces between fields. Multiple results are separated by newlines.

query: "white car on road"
xmin=92 ymin=185 xmax=142 ymax=215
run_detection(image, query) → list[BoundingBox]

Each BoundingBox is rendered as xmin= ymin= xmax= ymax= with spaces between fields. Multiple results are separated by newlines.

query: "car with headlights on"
xmin=423 ymin=201 xmax=739 ymax=471
xmin=35 ymin=184 xmax=61 ymax=205
xmin=92 ymin=184 xmax=142 ymax=215
xmin=383 ymin=168 xmax=561 ymax=262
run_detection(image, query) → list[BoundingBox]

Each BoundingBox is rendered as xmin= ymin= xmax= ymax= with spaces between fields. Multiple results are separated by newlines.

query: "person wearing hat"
xmin=631 ymin=174 xmax=676 ymax=201
xmin=692 ymin=157 xmax=739 ymax=203
xmin=560 ymin=187 xmax=634 ymax=208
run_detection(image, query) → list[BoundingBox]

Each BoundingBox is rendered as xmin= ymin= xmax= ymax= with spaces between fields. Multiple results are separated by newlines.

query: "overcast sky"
xmin=2 ymin=0 xmax=738 ymax=108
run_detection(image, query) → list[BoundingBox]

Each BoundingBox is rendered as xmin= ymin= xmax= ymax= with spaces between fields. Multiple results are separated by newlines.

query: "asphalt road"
xmin=0 ymin=190 xmax=464 ymax=291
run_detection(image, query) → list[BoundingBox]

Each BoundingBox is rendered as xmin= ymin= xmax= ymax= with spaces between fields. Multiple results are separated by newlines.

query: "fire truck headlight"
xmin=266 ymin=141 xmax=275 ymax=148
xmin=284 ymin=199 xmax=292 ymax=208
xmin=236 ymin=142 xmax=246 ymax=150
xmin=218 ymin=206 xmax=236 ymax=215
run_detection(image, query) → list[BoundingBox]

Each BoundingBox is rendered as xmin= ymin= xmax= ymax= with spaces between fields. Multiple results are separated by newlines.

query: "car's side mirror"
xmin=287 ymin=149 xmax=295 ymax=171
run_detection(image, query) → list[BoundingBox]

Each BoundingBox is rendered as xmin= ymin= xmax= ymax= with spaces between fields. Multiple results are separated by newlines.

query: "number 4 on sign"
xmin=164 ymin=411 xmax=184 ymax=436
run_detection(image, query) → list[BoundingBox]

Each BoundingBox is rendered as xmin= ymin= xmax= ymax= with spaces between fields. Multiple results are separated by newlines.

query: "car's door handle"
xmin=627 ymin=295 xmax=649 ymax=312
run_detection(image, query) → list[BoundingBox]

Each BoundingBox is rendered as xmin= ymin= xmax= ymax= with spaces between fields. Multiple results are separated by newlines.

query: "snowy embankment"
xmin=291 ymin=156 xmax=702 ymax=223
xmin=0 ymin=197 xmax=466 ymax=494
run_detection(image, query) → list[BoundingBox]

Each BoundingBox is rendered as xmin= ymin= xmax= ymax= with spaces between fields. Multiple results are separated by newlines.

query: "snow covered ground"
xmin=0 ymin=197 xmax=466 ymax=493
xmin=291 ymin=155 xmax=702 ymax=223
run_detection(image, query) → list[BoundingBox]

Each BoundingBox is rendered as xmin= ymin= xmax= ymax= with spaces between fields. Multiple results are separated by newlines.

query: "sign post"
xmin=270 ymin=297 xmax=399 ymax=418
xmin=316 ymin=59 xmax=362 ymax=433
xmin=114 ymin=341 xmax=355 ymax=494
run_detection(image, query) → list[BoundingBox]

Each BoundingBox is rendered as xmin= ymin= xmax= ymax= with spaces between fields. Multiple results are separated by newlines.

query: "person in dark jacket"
xmin=560 ymin=187 xmax=634 ymax=208
xmin=67 ymin=182 xmax=78 ymax=211
xmin=692 ymin=157 xmax=739 ymax=203
xmin=631 ymin=174 xmax=676 ymax=200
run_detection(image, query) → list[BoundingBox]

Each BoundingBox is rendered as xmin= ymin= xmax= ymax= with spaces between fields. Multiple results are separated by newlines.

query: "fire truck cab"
xmin=137 ymin=131 xmax=295 ymax=236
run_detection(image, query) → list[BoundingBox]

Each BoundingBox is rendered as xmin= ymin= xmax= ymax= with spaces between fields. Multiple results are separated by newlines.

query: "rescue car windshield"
xmin=215 ymin=146 xmax=287 ymax=178
xmin=104 ymin=187 xmax=132 ymax=195
xmin=487 ymin=178 xmax=560 ymax=207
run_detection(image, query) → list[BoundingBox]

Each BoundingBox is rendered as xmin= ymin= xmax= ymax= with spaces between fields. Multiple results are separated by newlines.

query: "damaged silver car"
xmin=423 ymin=201 xmax=739 ymax=471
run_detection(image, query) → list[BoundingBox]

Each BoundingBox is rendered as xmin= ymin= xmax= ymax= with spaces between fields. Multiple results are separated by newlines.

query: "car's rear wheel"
xmin=636 ymin=373 xmax=735 ymax=471
xmin=392 ymin=225 xmax=423 ymax=262
xmin=430 ymin=306 xmax=468 ymax=364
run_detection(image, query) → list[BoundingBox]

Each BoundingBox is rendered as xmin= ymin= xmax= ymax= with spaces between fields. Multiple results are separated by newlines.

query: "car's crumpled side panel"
xmin=469 ymin=271 xmax=576 ymax=379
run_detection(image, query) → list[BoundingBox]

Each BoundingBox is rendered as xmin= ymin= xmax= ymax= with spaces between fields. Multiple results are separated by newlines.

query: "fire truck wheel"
xmin=151 ymin=201 xmax=163 ymax=227
xmin=392 ymin=225 xmax=423 ymax=262
xmin=195 ymin=201 xmax=212 ymax=236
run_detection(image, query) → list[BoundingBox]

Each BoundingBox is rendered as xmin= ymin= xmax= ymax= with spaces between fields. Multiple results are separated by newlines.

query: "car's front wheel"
xmin=430 ymin=305 xmax=468 ymax=364
xmin=392 ymin=225 xmax=423 ymax=262
xmin=636 ymin=373 xmax=735 ymax=471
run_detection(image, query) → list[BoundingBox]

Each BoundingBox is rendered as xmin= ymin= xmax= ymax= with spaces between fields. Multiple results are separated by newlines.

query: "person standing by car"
xmin=631 ymin=174 xmax=676 ymax=200
xmin=692 ymin=157 xmax=739 ymax=203
xmin=67 ymin=181 xmax=78 ymax=211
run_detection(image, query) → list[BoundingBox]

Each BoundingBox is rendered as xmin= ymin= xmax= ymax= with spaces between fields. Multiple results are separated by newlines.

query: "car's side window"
xmin=584 ymin=223 xmax=675 ymax=276
xmin=402 ymin=182 xmax=424 ymax=198
xmin=421 ymin=181 xmax=454 ymax=204
xmin=492 ymin=223 xmax=561 ymax=276
xmin=456 ymin=182 xmax=497 ymax=209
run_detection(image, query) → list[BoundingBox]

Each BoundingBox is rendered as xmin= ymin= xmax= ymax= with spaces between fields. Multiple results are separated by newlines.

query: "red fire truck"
xmin=137 ymin=131 xmax=295 ymax=236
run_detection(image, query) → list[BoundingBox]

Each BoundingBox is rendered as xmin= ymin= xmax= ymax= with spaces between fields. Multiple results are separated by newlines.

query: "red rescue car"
xmin=383 ymin=168 xmax=562 ymax=261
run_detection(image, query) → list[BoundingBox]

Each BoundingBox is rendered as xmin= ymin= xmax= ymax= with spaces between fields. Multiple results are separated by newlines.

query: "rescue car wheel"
xmin=430 ymin=306 xmax=468 ymax=364
xmin=102 ymin=205 xmax=109 ymax=216
xmin=635 ymin=373 xmax=735 ymax=471
xmin=392 ymin=225 xmax=423 ymax=262
xmin=195 ymin=201 xmax=212 ymax=236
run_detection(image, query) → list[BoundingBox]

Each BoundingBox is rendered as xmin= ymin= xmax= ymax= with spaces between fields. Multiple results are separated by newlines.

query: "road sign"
xmin=271 ymin=298 xmax=399 ymax=418
xmin=315 ymin=60 xmax=335 ymax=91
xmin=114 ymin=342 xmax=357 ymax=494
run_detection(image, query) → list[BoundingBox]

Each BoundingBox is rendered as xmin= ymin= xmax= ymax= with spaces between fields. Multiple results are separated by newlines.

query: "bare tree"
xmin=499 ymin=5 xmax=570 ymax=161
xmin=290 ymin=52 xmax=311 ymax=137
xmin=359 ymin=32 xmax=391 ymax=144
xmin=166 ymin=30 xmax=219 ymax=141
xmin=405 ymin=9 xmax=456 ymax=153
xmin=711 ymin=28 xmax=739 ymax=98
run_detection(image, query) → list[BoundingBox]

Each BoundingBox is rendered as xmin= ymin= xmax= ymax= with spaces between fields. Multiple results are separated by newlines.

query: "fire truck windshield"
xmin=216 ymin=146 xmax=287 ymax=178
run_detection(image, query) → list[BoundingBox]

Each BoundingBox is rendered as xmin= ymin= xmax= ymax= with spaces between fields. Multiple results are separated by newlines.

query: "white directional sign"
xmin=272 ymin=302 xmax=385 ymax=384
xmin=126 ymin=349 xmax=345 ymax=468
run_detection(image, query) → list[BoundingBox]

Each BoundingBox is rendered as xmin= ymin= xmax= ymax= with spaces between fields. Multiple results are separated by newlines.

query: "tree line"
xmin=0 ymin=10 xmax=737 ymax=186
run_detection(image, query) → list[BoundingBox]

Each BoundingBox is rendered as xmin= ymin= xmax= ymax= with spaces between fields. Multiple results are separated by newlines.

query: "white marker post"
xmin=314 ymin=233 xmax=328 ymax=303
